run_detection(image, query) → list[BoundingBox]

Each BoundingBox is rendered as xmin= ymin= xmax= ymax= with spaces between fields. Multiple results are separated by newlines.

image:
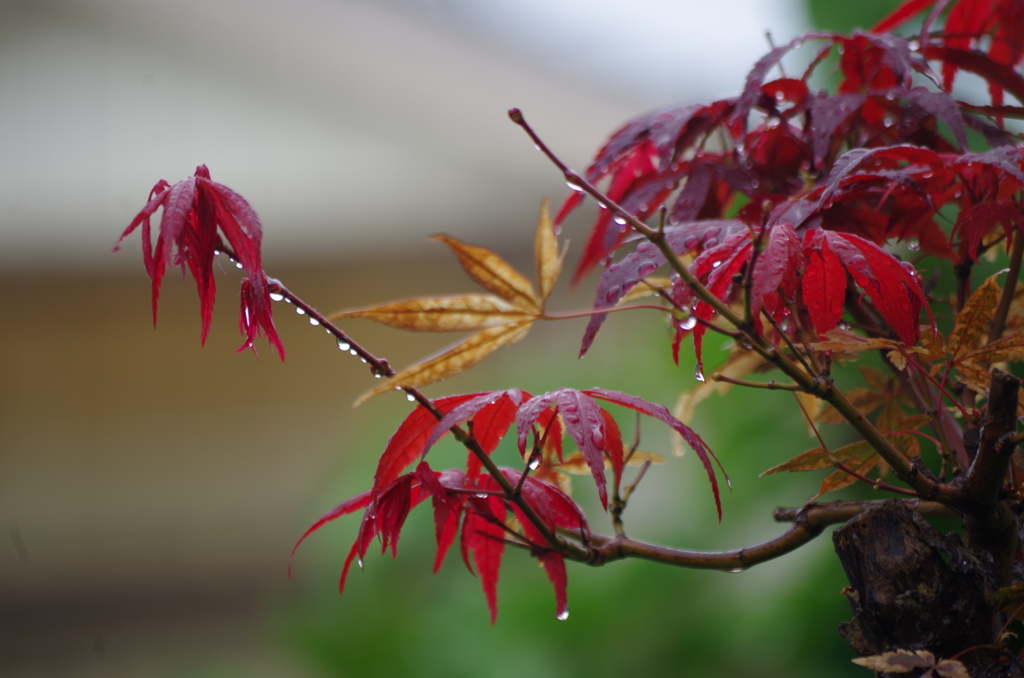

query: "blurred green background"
xmin=1 ymin=1 xmax=934 ymax=677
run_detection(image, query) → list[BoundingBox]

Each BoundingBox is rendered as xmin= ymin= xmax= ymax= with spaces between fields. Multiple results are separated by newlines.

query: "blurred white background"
xmin=0 ymin=0 xmax=807 ymax=268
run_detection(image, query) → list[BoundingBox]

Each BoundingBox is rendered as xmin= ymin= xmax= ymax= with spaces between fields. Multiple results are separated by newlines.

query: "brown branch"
xmin=963 ymin=368 xmax=1021 ymax=510
xmin=773 ymin=499 xmax=956 ymax=526
xmin=989 ymin=230 xmax=1024 ymax=344
xmin=252 ymin=263 xmax=590 ymax=563
xmin=962 ymin=368 xmax=1021 ymax=586
xmin=510 ymin=109 xmax=952 ymax=506
xmin=576 ymin=517 xmax=824 ymax=571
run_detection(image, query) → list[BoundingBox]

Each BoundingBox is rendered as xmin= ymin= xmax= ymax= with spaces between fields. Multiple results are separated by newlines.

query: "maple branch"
xmin=508 ymin=109 xmax=748 ymax=333
xmin=761 ymin=306 xmax=815 ymax=375
xmin=248 ymin=257 xmax=585 ymax=562
xmin=509 ymin=109 xmax=952 ymax=505
xmin=963 ymin=369 xmax=1021 ymax=510
xmin=578 ymin=514 xmax=825 ymax=571
xmin=772 ymin=498 xmax=956 ymax=525
xmin=961 ymin=368 xmax=1021 ymax=585
xmin=712 ymin=374 xmax=803 ymax=391
xmin=988 ymin=230 xmax=1024 ymax=344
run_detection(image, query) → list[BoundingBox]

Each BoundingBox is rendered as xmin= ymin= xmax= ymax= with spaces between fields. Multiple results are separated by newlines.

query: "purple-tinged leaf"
xmin=810 ymin=93 xmax=866 ymax=168
xmin=580 ymin=220 xmax=743 ymax=356
xmin=905 ymin=86 xmax=968 ymax=151
xmin=423 ymin=389 xmax=525 ymax=457
xmin=733 ymin=32 xmax=834 ymax=129
xmin=585 ymin=388 xmax=724 ymax=520
xmin=499 ymin=469 xmax=589 ymax=533
xmin=515 ymin=389 xmax=613 ymax=509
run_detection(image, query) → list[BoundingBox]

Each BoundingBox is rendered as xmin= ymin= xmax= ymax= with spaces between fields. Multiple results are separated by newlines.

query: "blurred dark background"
xmin=2 ymin=1 xmax=904 ymax=676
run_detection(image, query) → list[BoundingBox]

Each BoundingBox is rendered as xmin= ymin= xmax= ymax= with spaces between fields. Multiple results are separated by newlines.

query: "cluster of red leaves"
xmin=291 ymin=387 xmax=719 ymax=622
xmin=115 ymin=165 xmax=284 ymax=359
xmin=563 ymin=18 xmax=1024 ymax=372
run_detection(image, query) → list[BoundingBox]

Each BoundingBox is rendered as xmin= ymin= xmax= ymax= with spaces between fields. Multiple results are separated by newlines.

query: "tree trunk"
xmin=833 ymin=499 xmax=1019 ymax=677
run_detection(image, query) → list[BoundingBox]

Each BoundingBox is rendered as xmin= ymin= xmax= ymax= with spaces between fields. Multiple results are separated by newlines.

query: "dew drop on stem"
xmin=269 ymin=292 xmax=285 ymax=302
xmin=406 ymin=393 xmax=416 ymax=402
xmin=693 ymin=364 xmax=705 ymax=382
xmin=349 ymin=349 xmax=358 ymax=356
xmin=308 ymin=317 xmax=320 ymax=326
xmin=296 ymin=307 xmax=306 ymax=315
xmin=557 ymin=610 xmax=570 ymax=621
xmin=907 ymin=238 xmax=920 ymax=252
xmin=338 ymin=340 xmax=351 ymax=351
xmin=528 ymin=458 xmax=540 ymax=470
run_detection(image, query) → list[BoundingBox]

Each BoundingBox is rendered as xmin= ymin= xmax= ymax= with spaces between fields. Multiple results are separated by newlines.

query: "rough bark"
xmin=833 ymin=499 xmax=1012 ymax=676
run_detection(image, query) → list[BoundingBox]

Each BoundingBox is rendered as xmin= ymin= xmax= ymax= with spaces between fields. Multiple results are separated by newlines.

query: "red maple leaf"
xmin=115 ymin=165 xmax=284 ymax=359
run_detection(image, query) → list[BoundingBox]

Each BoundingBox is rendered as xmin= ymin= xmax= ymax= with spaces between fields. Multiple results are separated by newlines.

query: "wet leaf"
xmin=934 ymin=660 xmax=971 ymax=678
xmin=814 ymin=443 xmax=880 ymax=499
xmin=949 ymin=273 xmax=1001 ymax=359
xmin=586 ymin=388 xmax=723 ymax=519
xmin=356 ymin=322 xmax=533 ymax=405
xmin=812 ymin=328 xmax=903 ymax=353
xmin=852 ymin=649 xmax=935 ymax=672
xmin=332 ymin=294 xmax=538 ymax=331
xmin=431 ymin=234 xmax=539 ymax=311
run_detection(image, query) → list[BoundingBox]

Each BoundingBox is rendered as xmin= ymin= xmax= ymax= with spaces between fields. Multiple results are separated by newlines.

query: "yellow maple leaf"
xmin=334 ymin=200 xmax=567 ymax=404
xmin=811 ymin=328 xmax=903 ymax=353
xmin=430 ymin=234 xmax=540 ymax=312
xmin=333 ymin=294 xmax=536 ymax=331
xmin=534 ymin=198 xmax=567 ymax=306
xmin=948 ymin=272 xmax=1001 ymax=361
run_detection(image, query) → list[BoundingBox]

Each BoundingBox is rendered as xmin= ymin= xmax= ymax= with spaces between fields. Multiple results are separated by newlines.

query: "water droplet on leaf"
xmin=907 ymin=238 xmax=920 ymax=252
xmin=694 ymin=364 xmax=705 ymax=382
xmin=681 ymin=316 xmax=698 ymax=331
